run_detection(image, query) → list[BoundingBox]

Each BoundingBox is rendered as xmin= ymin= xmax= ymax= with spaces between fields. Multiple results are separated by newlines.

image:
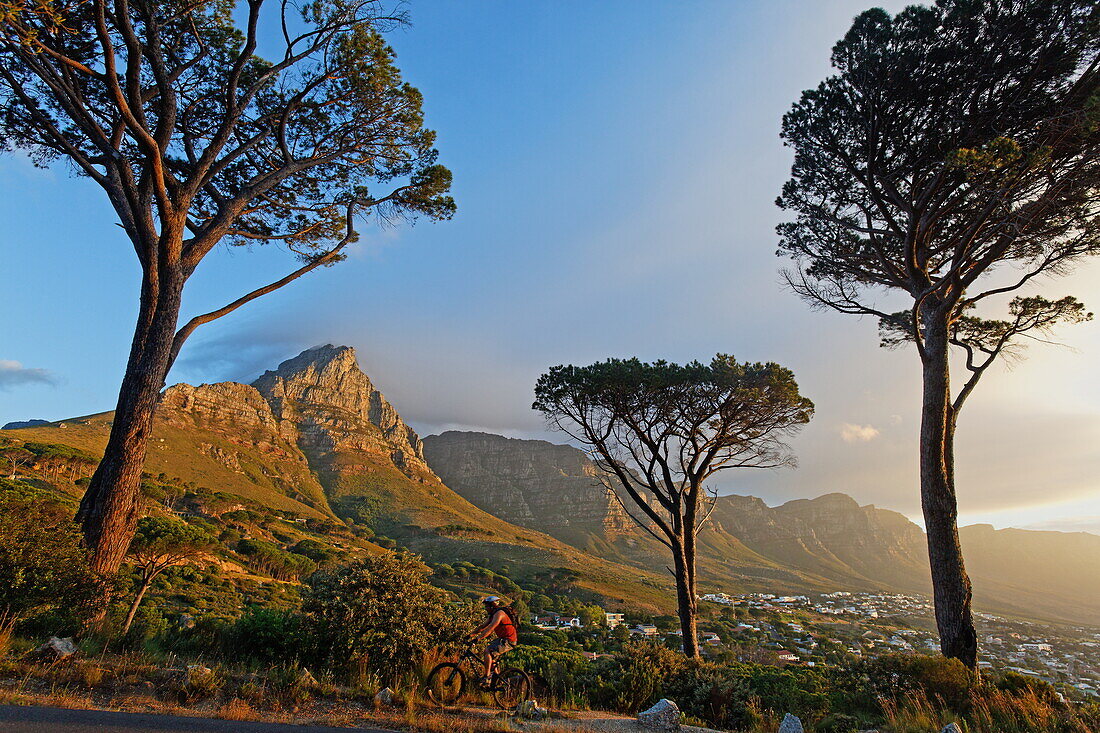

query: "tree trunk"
xmin=121 ymin=572 xmax=155 ymax=635
xmin=919 ymin=313 xmax=978 ymax=670
xmin=78 ymin=274 xmax=184 ymax=576
xmin=673 ymin=539 xmax=699 ymax=657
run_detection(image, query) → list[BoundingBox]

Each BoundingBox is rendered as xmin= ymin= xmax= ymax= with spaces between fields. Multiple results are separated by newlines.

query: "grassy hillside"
xmin=4 ymin=413 xmax=674 ymax=613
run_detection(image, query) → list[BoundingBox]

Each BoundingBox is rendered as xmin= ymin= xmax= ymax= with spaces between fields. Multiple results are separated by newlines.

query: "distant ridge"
xmin=424 ymin=430 xmax=1100 ymax=626
xmin=2 ymin=418 xmax=51 ymax=430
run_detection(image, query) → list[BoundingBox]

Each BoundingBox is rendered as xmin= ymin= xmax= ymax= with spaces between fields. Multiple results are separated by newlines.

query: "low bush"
xmin=303 ymin=553 xmax=472 ymax=683
xmin=865 ymin=653 xmax=975 ymax=709
xmin=507 ymin=646 xmax=590 ymax=704
xmin=0 ymin=491 xmax=109 ymax=639
xmin=226 ymin=607 xmax=305 ymax=665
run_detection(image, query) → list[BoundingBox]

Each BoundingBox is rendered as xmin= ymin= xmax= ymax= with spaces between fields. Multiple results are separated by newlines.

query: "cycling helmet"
xmin=482 ymin=595 xmax=502 ymax=605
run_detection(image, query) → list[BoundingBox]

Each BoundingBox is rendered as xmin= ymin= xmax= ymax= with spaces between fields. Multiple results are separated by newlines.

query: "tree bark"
xmin=672 ymin=538 xmax=699 ymax=657
xmin=919 ymin=311 xmax=978 ymax=670
xmin=77 ymin=272 xmax=184 ymax=576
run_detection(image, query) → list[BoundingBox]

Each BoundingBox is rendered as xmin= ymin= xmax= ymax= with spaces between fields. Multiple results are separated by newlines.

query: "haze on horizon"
xmin=2 ymin=0 xmax=1098 ymax=536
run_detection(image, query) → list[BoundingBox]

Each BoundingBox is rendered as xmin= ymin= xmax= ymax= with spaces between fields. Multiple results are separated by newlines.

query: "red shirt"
xmin=491 ymin=609 xmax=518 ymax=643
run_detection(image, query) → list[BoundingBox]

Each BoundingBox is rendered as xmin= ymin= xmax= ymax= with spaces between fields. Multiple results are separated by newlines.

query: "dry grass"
xmin=879 ymin=687 xmax=1089 ymax=733
xmin=0 ymin=688 xmax=27 ymax=706
xmin=216 ymin=697 xmax=259 ymax=721
xmin=0 ymin=616 xmax=15 ymax=659
xmin=43 ymin=686 xmax=95 ymax=710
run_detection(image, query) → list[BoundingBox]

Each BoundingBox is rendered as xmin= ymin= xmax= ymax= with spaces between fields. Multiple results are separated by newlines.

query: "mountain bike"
xmin=425 ymin=641 xmax=532 ymax=711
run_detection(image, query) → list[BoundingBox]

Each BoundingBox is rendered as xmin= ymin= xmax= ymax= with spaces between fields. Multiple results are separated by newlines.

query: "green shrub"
xmin=303 ymin=553 xmax=469 ymax=682
xmin=992 ymin=670 xmax=1059 ymax=704
xmin=664 ymin=660 xmax=752 ymax=728
xmin=508 ymin=646 xmax=592 ymax=703
xmin=227 ymin=607 xmax=305 ymax=664
xmin=817 ymin=712 xmax=861 ymax=733
xmin=865 ymin=653 xmax=974 ymax=710
xmin=121 ymin=606 xmax=168 ymax=649
xmin=0 ymin=491 xmax=108 ymax=636
xmin=582 ymin=644 xmax=688 ymax=713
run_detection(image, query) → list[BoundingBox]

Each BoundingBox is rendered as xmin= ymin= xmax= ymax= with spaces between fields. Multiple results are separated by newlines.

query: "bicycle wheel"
xmin=492 ymin=667 xmax=531 ymax=711
xmin=425 ymin=662 xmax=465 ymax=706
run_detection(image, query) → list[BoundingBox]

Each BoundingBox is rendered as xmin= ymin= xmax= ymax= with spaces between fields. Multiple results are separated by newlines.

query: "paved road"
xmin=0 ymin=706 xmax=396 ymax=732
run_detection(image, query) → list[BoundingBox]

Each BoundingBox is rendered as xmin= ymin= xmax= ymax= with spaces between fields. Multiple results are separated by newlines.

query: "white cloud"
xmin=1021 ymin=516 xmax=1100 ymax=535
xmin=0 ymin=360 xmax=57 ymax=390
xmin=838 ymin=423 xmax=880 ymax=443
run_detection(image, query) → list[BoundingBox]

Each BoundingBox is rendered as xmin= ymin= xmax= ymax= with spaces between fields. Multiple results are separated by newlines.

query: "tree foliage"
xmin=129 ymin=516 xmax=214 ymax=572
xmin=121 ymin=515 xmax=215 ymax=633
xmin=236 ymin=538 xmax=317 ymax=581
xmin=0 ymin=0 xmax=454 ymax=574
xmin=778 ymin=0 xmax=1099 ymax=387
xmin=534 ymin=355 xmax=813 ymax=546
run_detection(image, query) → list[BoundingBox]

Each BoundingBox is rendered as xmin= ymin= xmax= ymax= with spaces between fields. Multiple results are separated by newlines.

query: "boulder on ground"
xmin=177 ymin=613 xmax=196 ymax=630
xmin=184 ymin=664 xmax=215 ymax=687
xmin=638 ymin=698 xmax=681 ymax=731
xmin=373 ymin=686 xmax=394 ymax=705
xmin=296 ymin=668 xmax=319 ymax=689
xmin=778 ymin=713 xmax=804 ymax=733
xmin=31 ymin=636 xmax=77 ymax=662
xmin=515 ymin=699 xmax=549 ymax=719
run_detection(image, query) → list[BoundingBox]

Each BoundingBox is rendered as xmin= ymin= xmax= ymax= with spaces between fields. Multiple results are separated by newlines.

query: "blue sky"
xmin=2 ymin=0 xmax=1099 ymax=533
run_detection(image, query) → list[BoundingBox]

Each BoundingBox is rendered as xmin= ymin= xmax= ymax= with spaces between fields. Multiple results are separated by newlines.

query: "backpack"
xmin=499 ymin=604 xmax=519 ymax=627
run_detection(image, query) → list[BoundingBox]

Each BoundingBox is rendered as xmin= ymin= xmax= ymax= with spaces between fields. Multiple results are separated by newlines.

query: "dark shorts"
xmin=487 ymin=638 xmax=515 ymax=658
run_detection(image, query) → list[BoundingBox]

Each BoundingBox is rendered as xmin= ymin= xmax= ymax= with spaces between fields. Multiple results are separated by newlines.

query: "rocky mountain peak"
xmin=253 ymin=345 xmax=372 ymax=420
xmin=252 ymin=345 xmax=430 ymax=475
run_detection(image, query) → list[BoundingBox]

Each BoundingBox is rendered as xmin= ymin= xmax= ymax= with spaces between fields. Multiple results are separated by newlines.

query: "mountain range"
xmin=5 ymin=345 xmax=1099 ymax=626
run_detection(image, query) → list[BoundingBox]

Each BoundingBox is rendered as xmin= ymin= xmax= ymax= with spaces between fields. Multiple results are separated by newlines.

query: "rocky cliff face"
xmin=155 ymin=345 xmax=439 ymax=514
xmin=423 ymin=431 xmax=635 ymax=542
xmin=713 ymin=493 xmax=931 ymax=591
xmin=424 ymin=430 xmax=935 ymax=593
xmin=253 ymin=345 xmax=430 ymax=476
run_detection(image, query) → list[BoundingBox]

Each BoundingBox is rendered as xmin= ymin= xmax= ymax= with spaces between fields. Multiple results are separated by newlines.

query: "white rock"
xmin=516 ymin=699 xmax=549 ymax=719
xmin=296 ymin=668 xmax=319 ymax=689
xmin=184 ymin=664 xmax=214 ymax=686
xmin=33 ymin=637 xmax=77 ymax=661
xmin=638 ymin=698 xmax=680 ymax=731
xmin=374 ymin=686 xmax=394 ymax=705
xmin=778 ymin=713 xmax=804 ymax=733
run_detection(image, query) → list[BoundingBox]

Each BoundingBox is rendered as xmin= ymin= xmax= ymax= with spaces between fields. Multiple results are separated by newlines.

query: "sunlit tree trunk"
xmin=77 ymin=268 xmax=184 ymax=576
xmin=919 ymin=309 xmax=978 ymax=670
xmin=672 ymin=540 xmax=700 ymax=657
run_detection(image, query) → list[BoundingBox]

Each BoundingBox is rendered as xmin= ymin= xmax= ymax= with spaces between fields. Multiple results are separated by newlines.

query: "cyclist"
xmin=465 ymin=595 xmax=518 ymax=687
